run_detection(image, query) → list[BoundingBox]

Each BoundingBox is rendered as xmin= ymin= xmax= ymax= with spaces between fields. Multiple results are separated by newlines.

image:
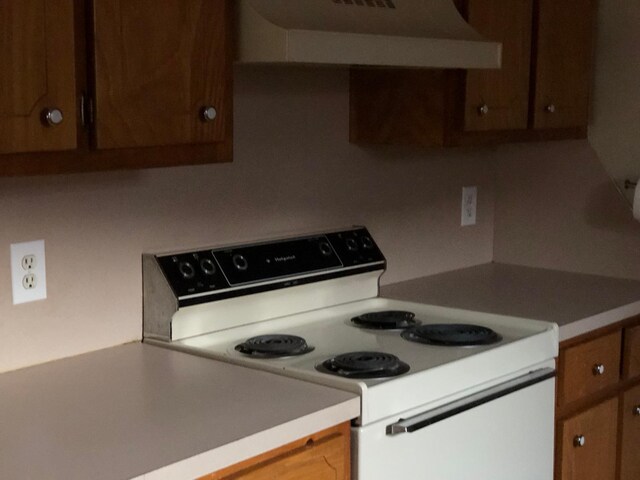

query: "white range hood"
xmin=236 ymin=0 xmax=502 ymax=69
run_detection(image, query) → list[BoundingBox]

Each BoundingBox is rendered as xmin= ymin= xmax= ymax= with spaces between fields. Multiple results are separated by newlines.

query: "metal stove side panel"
xmin=143 ymin=254 xmax=178 ymax=341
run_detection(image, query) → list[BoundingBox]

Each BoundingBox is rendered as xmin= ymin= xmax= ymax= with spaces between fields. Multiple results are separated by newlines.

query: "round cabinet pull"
xmin=41 ymin=108 xmax=64 ymax=127
xmin=200 ymin=106 xmax=217 ymax=122
xmin=545 ymin=104 xmax=556 ymax=114
xmin=633 ymin=405 xmax=640 ymax=416
xmin=478 ymin=104 xmax=489 ymax=116
xmin=573 ymin=435 xmax=586 ymax=447
xmin=592 ymin=364 xmax=605 ymax=376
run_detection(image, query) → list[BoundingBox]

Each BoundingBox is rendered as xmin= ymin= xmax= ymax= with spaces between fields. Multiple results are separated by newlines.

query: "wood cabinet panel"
xmin=0 ymin=0 xmax=77 ymax=154
xmin=463 ymin=0 xmax=532 ymax=131
xmin=558 ymin=397 xmax=618 ymax=480
xmin=531 ymin=0 xmax=595 ymax=129
xmin=92 ymin=0 xmax=231 ymax=149
xmin=349 ymin=69 xmax=447 ymax=147
xmin=201 ymin=423 xmax=350 ymax=480
xmin=558 ymin=331 xmax=621 ymax=406
xmin=622 ymin=325 xmax=640 ymax=381
xmin=619 ymin=384 xmax=640 ymax=480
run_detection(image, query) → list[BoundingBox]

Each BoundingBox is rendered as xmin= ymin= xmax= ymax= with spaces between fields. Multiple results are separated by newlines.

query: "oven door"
xmin=354 ymin=368 xmax=556 ymax=480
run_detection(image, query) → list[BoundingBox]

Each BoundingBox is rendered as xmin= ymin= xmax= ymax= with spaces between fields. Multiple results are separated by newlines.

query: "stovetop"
xmin=143 ymin=227 xmax=559 ymax=425
xmin=174 ymin=297 xmax=553 ymax=381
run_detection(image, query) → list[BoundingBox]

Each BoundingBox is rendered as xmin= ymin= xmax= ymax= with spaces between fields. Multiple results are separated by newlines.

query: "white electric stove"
xmin=143 ymin=227 xmax=558 ymax=479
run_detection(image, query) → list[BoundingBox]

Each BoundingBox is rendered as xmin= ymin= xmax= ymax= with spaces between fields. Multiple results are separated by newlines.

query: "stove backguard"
xmin=143 ymin=227 xmax=386 ymax=342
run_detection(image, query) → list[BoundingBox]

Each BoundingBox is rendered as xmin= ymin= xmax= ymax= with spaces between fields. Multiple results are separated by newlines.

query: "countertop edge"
xmin=135 ymin=397 xmax=360 ymax=480
xmin=558 ymin=300 xmax=640 ymax=342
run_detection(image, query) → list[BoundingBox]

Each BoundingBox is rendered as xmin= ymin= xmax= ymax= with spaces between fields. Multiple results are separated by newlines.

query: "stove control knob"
xmin=573 ymin=435 xmax=585 ymax=448
xmin=360 ymin=236 xmax=373 ymax=249
xmin=592 ymin=364 xmax=605 ymax=376
xmin=318 ymin=241 xmax=333 ymax=256
xmin=178 ymin=261 xmax=196 ymax=279
xmin=200 ymin=258 xmax=216 ymax=275
xmin=232 ymin=254 xmax=249 ymax=271
xmin=346 ymin=237 xmax=358 ymax=251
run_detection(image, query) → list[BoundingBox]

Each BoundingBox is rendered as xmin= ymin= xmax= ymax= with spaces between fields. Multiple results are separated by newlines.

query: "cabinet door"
xmin=0 ymin=0 xmax=77 ymax=154
xmin=92 ymin=0 xmax=231 ymax=149
xmin=620 ymin=384 xmax=640 ymax=480
xmin=202 ymin=424 xmax=350 ymax=480
xmin=558 ymin=397 xmax=618 ymax=480
xmin=463 ymin=0 xmax=532 ymax=131
xmin=531 ymin=0 xmax=595 ymax=129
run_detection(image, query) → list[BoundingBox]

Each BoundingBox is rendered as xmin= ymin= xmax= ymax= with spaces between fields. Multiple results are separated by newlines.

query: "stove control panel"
xmin=155 ymin=227 xmax=385 ymax=301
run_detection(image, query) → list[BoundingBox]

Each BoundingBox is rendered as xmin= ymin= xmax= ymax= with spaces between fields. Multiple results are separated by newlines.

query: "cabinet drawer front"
xmin=620 ymin=384 xmax=640 ymax=480
xmin=559 ymin=397 xmax=618 ymax=480
xmin=623 ymin=324 xmax=640 ymax=380
xmin=559 ymin=331 xmax=621 ymax=406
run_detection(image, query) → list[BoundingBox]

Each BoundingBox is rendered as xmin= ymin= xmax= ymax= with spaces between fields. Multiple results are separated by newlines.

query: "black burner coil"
xmin=401 ymin=323 xmax=502 ymax=347
xmin=317 ymin=351 xmax=410 ymax=378
xmin=235 ymin=334 xmax=314 ymax=358
xmin=351 ymin=310 xmax=418 ymax=330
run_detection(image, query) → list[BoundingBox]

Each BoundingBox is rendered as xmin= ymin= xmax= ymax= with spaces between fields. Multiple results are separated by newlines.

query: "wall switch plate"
xmin=461 ymin=186 xmax=477 ymax=226
xmin=10 ymin=240 xmax=47 ymax=304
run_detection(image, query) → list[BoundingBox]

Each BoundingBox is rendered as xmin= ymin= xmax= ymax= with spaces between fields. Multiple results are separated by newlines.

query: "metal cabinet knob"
xmin=592 ymin=364 xmax=605 ymax=376
xmin=478 ymin=104 xmax=489 ymax=116
xmin=200 ymin=106 xmax=217 ymax=122
xmin=633 ymin=405 xmax=640 ymax=416
xmin=42 ymin=108 xmax=64 ymax=127
xmin=573 ymin=435 xmax=586 ymax=447
xmin=545 ymin=104 xmax=556 ymax=114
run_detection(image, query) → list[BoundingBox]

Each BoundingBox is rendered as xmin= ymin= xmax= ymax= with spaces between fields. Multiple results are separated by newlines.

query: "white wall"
xmin=0 ymin=67 xmax=496 ymax=373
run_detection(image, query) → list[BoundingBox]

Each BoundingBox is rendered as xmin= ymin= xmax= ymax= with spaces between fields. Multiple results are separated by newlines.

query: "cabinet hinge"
xmin=80 ymin=93 xmax=94 ymax=127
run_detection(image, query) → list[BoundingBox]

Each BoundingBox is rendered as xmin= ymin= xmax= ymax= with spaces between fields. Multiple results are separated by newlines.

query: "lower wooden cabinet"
xmin=200 ymin=422 xmax=350 ymax=480
xmin=555 ymin=315 xmax=640 ymax=480
xmin=557 ymin=397 xmax=618 ymax=480
xmin=619 ymin=384 xmax=640 ymax=480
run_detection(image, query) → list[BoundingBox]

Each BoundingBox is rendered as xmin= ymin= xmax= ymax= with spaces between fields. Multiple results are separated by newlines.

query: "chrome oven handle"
xmin=386 ymin=367 xmax=556 ymax=436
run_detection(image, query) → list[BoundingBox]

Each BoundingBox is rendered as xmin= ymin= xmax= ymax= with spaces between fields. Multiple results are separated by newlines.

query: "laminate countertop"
xmin=0 ymin=343 xmax=359 ymax=480
xmin=381 ymin=263 xmax=640 ymax=341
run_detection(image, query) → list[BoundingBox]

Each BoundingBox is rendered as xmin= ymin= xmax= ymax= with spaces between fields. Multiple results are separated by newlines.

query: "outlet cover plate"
xmin=10 ymin=240 xmax=47 ymax=304
xmin=461 ymin=186 xmax=478 ymax=226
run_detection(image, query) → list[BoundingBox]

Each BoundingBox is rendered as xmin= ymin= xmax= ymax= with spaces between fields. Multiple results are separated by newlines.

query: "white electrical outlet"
xmin=461 ymin=186 xmax=478 ymax=226
xmin=10 ymin=240 xmax=47 ymax=304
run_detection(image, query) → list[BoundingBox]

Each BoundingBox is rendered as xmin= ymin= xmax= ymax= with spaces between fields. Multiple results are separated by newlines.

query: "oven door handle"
xmin=386 ymin=367 xmax=556 ymax=436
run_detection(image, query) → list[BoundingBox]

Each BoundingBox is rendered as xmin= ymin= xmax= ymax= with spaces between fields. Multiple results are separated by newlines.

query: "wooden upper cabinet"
xmin=92 ymin=0 xmax=230 ymax=149
xmin=0 ymin=0 xmax=77 ymax=154
xmin=531 ymin=0 xmax=595 ymax=129
xmin=463 ymin=0 xmax=533 ymax=131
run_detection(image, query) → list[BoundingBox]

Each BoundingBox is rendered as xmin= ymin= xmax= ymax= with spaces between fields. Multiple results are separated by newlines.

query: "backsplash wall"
xmin=0 ymin=67 xmax=496 ymax=373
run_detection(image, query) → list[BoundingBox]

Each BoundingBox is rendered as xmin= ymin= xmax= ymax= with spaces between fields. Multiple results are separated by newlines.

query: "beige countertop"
xmin=381 ymin=263 xmax=640 ymax=341
xmin=0 ymin=343 xmax=359 ymax=480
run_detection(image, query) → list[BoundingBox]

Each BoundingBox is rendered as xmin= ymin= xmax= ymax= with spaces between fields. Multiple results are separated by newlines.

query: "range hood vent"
xmin=236 ymin=0 xmax=502 ymax=69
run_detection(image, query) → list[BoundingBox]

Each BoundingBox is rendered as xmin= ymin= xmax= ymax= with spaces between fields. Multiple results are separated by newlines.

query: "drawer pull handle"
xmin=634 ymin=405 xmax=640 ymax=417
xmin=200 ymin=106 xmax=217 ymax=122
xmin=573 ymin=435 xmax=586 ymax=447
xmin=592 ymin=364 xmax=605 ymax=376
xmin=41 ymin=107 xmax=64 ymax=127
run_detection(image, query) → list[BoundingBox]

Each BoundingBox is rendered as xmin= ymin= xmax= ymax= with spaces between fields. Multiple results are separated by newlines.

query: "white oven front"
xmin=353 ymin=367 xmax=556 ymax=480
